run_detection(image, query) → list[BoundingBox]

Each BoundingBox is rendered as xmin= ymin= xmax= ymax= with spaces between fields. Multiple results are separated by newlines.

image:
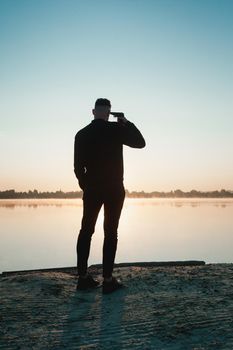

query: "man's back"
xmin=74 ymin=118 xmax=145 ymax=190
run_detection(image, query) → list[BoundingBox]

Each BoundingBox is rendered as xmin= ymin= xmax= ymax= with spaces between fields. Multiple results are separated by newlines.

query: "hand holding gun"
xmin=110 ymin=112 xmax=128 ymax=125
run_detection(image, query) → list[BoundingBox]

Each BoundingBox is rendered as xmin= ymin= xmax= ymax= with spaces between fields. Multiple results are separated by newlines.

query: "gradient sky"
xmin=0 ymin=0 xmax=232 ymax=192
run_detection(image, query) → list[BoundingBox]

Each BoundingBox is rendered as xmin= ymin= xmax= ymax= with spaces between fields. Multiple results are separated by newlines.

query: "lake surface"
xmin=0 ymin=198 xmax=232 ymax=273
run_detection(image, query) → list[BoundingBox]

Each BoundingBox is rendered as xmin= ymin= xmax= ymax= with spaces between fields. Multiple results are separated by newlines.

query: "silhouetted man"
xmin=74 ymin=98 xmax=146 ymax=293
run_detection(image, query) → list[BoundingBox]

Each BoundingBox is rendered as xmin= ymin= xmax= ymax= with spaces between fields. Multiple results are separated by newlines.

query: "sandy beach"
xmin=1 ymin=262 xmax=233 ymax=349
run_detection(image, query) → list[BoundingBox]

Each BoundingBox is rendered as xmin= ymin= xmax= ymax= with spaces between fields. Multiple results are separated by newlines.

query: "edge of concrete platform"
xmin=0 ymin=260 xmax=206 ymax=277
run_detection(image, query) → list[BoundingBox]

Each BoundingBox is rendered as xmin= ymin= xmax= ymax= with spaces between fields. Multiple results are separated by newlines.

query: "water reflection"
xmin=0 ymin=199 xmax=83 ymax=209
xmin=0 ymin=198 xmax=232 ymax=209
xmin=0 ymin=198 xmax=233 ymax=273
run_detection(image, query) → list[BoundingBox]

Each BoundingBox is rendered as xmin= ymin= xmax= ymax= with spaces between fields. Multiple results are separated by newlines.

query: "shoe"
xmin=102 ymin=276 xmax=124 ymax=294
xmin=76 ymin=273 xmax=100 ymax=290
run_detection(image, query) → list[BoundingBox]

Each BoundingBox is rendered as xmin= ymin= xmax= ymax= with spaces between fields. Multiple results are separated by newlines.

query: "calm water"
xmin=0 ymin=198 xmax=232 ymax=273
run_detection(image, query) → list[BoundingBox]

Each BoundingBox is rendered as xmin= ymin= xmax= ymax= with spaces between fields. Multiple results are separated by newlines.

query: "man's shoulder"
xmin=106 ymin=121 xmax=126 ymax=131
xmin=75 ymin=123 xmax=92 ymax=138
xmin=108 ymin=121 xmax=120 ymax=127
xmin=74 ymin=120 xmax=125 ymax=140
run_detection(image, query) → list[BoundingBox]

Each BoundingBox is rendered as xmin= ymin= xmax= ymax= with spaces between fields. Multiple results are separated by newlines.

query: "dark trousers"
xmin=76 ymin=183 xmax=125 ymax=278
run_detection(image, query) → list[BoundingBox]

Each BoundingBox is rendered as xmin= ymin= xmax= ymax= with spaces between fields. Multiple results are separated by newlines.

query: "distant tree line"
xmin=0 ymin=188 xmax=233 ymax=199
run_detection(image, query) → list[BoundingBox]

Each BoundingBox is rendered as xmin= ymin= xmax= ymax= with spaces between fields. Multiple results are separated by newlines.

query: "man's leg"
xmin=77 ymin=188 xmax=103 ymax=277
xmin=102 ymin=185 xmax=125 ymax=279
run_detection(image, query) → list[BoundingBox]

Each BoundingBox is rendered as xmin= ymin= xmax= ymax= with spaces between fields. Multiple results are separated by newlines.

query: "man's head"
xmin=92 ymin=98 xmax=111 ymax=121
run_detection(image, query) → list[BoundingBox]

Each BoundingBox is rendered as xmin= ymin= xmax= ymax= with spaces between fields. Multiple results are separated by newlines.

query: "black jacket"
xmin=74 ymin=118 xmax=146 ymax=190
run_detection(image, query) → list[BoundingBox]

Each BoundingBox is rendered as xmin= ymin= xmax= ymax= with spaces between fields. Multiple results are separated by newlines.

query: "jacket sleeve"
xmin=74 ymin=134 xmax=86 ymax=190
xmin=121 ymin=121 xmax=146 ymax=148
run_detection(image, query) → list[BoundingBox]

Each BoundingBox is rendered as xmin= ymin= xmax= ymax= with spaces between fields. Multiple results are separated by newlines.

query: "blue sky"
xmin=0 ymin=0 xmax=232 ymax=192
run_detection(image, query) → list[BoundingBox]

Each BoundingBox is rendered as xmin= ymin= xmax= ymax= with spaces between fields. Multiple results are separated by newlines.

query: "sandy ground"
xmin=1 ymin=262 xmax=233 ymax=350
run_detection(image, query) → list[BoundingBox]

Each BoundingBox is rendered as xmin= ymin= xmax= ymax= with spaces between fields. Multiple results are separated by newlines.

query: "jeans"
xmin=76 ymin=183 xmax=125 ymax=278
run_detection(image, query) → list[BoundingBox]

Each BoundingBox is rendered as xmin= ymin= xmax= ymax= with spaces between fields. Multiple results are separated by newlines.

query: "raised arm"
xmin=121 ymin=120 xmax=146 ymax=148
xmin=74 ymin=133 xmax=86 ymax=190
